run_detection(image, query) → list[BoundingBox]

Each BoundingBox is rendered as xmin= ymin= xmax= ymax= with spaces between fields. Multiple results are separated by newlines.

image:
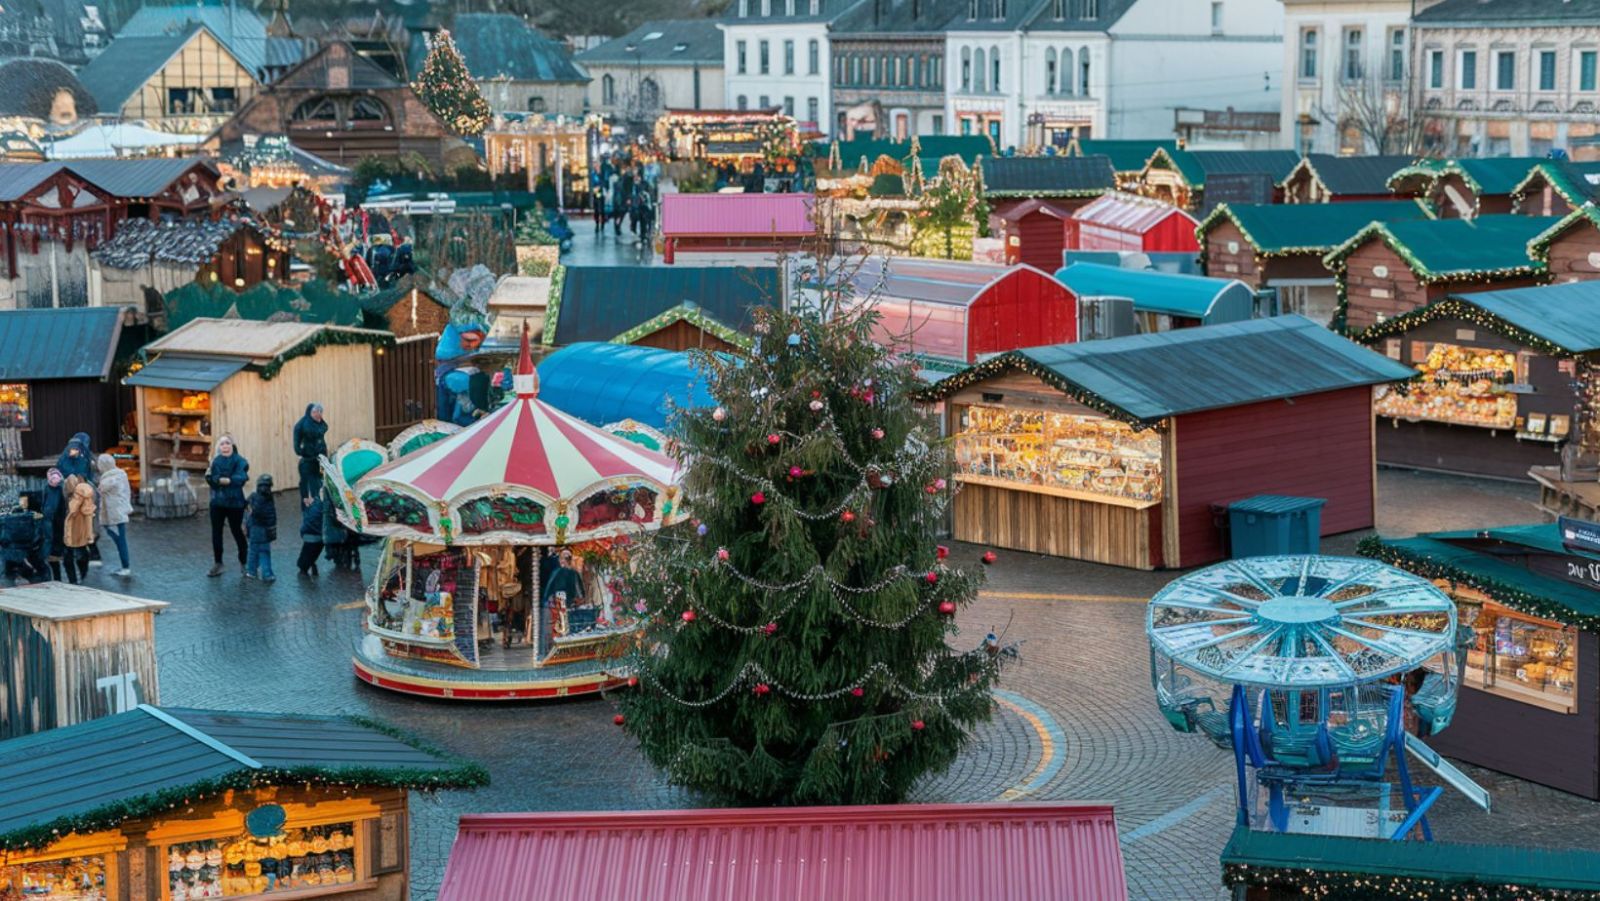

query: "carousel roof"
xmin=1146 ymin=555 xmax=1457 ymax=690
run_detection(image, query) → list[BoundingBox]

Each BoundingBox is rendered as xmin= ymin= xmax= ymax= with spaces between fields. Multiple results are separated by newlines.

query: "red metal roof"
xmin=1071 ymin=192 xmax=1196 ymax=235
xmin=661 ymin=193 xmax=816 ymax=237
xmin=438 ymin=803 xmax=1127 ymax=901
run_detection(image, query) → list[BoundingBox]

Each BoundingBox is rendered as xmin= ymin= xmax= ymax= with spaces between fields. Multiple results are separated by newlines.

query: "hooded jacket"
xmin=96 ymin=454 xmax=132 ymax=526
xmin=293 ymin=404 xmax=329 ymax=461
xmin=206 ymin=448 xmax=249 ymax=509
xmin=301 ymin=496 xmax=325 ymax=541
xmin=56 ymin=436 xmax=92 ymax=484
xmin=63 ymin=476 xmax=96 ymax=548
xmin=247 ymin=482 xmax=278 ymax=541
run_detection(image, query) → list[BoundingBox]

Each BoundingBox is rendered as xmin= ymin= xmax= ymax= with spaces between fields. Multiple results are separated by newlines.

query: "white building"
xmin=578 ymin=20 xmax=725 ymax=124
xmin=721 ymin=0 xmax=864 ymax=132
xmin=1279 ymin=0 xmax=1419 ymax=154
xmin=946 ymin=0 xmax=1282 ymax=150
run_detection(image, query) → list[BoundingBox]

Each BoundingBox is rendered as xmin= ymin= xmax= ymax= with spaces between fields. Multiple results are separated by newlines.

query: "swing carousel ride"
xmin=1147 ymin=555 xmax=1491 ymax=840
xmin=324 ymin=328 xmax=684 ymax=700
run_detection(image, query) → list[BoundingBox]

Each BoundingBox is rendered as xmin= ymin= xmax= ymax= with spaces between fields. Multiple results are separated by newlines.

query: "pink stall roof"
xmin=661 ymin=192 xmax=816 ymax=237
xmin=438 ymin=803 xmax=1128 ymax=901
xmin=846 ymin=256 xmax=1055 ymax=307
xmin=1071 ymin=192 xmax=1197 ymax=235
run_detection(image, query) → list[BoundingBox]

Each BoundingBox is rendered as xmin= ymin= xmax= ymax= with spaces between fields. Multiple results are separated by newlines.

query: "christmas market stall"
xmin=1137 ymin=148 xmax=1301 ymax=212
xmin=1357 ymin=281 xmax=1600 ymax=481
xmin=1386 ymin=156 xmax=1542 ymax=219
xmin=1361 ymin=523 xmax=1600 ymax=799
xmin=0 ymin=307 xmax=130 ymax=463
xmin=659 ymin=193 xmax=814 ymax=265
xmin=1198 ymin=199 xmax=1431 ymax=327
xmin=0 ymin=583 xmax=165 ymax=740
xmin=1513 ymin=158 xmax=1600 ymax=217
xmin=918 ymin=316 xmax=1412 ymax=569
xmin=0 ymin=705 xmax=486 ymax=901
xmin=1529 ymin=204 xmax=1600 ymax=283
xmin=544 ymin=265 xmax=779 ymax=352
xmin=332 ymin=330 xmax=685 ymax=700
xmin=1069 ymin=138 xmax=1176 ymax=189
xmin=1066 ymin=192 xmax=1199 ymax=255
xmin=1054 ymin=262 xmax=1254 ymax=330
xmin=655 ymin=108 xmax=798 ymax=167
xmin=1322 ymin=214 xmax=1558 ymax=336
xmin=482 ymin=115 xmax=593 ymax=198
xmin=89 ymin=218 xmax=290 ymax=312
xmin=983 ymin=155 xmax=1116 ymax=271
xmin=1278 ymin=154 xmax=1416 ymax=204
xmin=126 ymin=319 xmax=390 ymax=500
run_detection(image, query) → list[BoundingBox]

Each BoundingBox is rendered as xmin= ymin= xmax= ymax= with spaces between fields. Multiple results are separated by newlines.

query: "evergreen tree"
xmin=616 ymin=265 xmax=1008 ymax=806
xmin=411 ymin=30 xmax=492 ymax=138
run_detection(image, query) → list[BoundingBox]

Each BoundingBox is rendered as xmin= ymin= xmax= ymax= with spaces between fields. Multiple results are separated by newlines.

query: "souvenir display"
xmin=953 ymin=406 xmax=1163 ymax=502
xmin=0 ymin=382 xmax=30 ymax=430
xmin=0 ymin=856 xmax=106 ymax=901
xmin=171 ymin=823 xmax=357 ymax=899
xmin=1375 ymin=343 xmax=1519 ymax=429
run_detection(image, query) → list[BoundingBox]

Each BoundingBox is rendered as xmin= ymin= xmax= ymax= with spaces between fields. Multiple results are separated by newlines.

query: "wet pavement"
xmin=95 ymin=468 xmax=1598 ymax=899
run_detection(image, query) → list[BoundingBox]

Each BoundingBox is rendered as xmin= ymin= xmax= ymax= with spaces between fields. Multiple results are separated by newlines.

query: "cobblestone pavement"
xmin=108 ymin=468 xmax=1596 ymax=900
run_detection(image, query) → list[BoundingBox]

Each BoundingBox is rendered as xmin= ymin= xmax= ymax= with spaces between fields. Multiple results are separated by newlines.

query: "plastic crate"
xmin=1227 ymin=495 xmax=1326 ymax=558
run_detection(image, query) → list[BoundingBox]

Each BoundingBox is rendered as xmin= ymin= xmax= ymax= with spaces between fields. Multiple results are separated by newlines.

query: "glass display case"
xmin=952 ymin=405 xmax=1163 ymax=503
xmin=1445 ymin=585 xmax=1577 ymax=713
xmin=0 ymin=856 xmax=106 ymax=901
xmin=1375 ymin=342 xmax=1520 ymax=429
xmin=0 ymin=383 xmax=30 ymax=430
xmin=166 ymin=822 xmax=359 ymax=899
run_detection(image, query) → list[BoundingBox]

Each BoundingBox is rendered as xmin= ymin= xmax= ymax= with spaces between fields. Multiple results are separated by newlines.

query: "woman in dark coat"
xmin=205 ymin=435 xmax=249 ymax=577
xmin=292 ymin=403 xmax=328 ymax=501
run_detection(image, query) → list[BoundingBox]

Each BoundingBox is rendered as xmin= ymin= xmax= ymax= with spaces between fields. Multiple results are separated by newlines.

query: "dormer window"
xmin=761 ymin=0 xmax=770 ymax=15
xmin=785 ymin=0 xmax=794 ymax=13
xmin=644 ymin=31 xmax=663 ymax=40
xmin=1053 ymin=0 xmax=1064 ymax=18
xmin=995 ymin=0 xmax=1006 ymax=19
xmin=673 ymin=43 xmax=688 ymax=52
xmin=739 ymin=0 xmax=748 ymax=16
xmin=968 ymin=0 xmax=977 ymax=19
xmin=810 ymin=0 xmax=819 ymax=13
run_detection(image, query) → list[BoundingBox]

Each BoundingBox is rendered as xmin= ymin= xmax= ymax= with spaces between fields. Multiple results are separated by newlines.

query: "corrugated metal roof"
xmin=0 ymin=162 xmax=64 ymax=201
xmin=1200 ymin=199 xmax=1431 ymax=255
xmin=982 ymin=155 xmax=1115 ymax=196
xmin=438 ymin=803 xmax=1127 ymax=901
xmin=1404 ymin=281 xmax=1600 ymax=353
xmin=831 ymin=0 xmax=967 ymax=33
xmin=1373 ymin=529 xmax=1600 ymax=624
xmin=1159 ymin=149 xmax=1302 ymax=188
xmin=1072 ymin=192 xmax=1196 ymax=234
xmin=928 ymin=315 xmax=1414 ymax=421
xmin=409 ymin=14 xmax=585 ymax=83
xmin=1074 ymin=139 xmax=1176 ymax=173
xmin=0 ymin=306 xmax=124 ymax=381
xmin=1054 ymin=262 xmax=1249 ymax=319
xmin=1414 ymin=0 xmax=1600 ymax=25
xmin=661 ymin=192 xmax=815 ymax=237
xmin=721 ymin=0 xmax=864 ymax=24
xmin=1328 ymin=214 xmax=1558 ymax=278
xmin=846 ymin=256 xmax=1029 ymax=308
xmin=1455 ymin=157 xmax=1545 ymax=195
xmin=76 ymin=30 xmax=193 ymax=111
xmin=124 ymin=354 xmax=250 ymax=390
xmin=553 ymin=266 xmax=780 ymax=344
xmin=538 ymin=342 xmax=714 ymax=430
xmin=1531 ymin=159 xmax=1600 ymax=205
xmin=67 ymin=158 xmax=216 ymax=200
xmin=577 ymin=19 xmax=724 ymax=65
xmin=1294 ymin=154 xmax=1416 ymax=194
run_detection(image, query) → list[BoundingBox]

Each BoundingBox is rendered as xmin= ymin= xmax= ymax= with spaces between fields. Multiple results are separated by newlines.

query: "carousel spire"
xmin=514 ymin=321 xmax=539 ymax=397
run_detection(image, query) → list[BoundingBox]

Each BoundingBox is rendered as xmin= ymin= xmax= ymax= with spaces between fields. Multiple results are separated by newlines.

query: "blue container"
xmin=1227 ymin=495 xmax=1326 ymax=558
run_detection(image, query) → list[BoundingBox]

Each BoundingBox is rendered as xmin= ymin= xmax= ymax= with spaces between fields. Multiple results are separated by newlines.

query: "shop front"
xmin=922 ymin=316 xmax=1412 ymax=569
xmin=1362 ymin=524 xmax=1600 ymax=799
xmin=0 ymin=706 xmax=486 ymax=901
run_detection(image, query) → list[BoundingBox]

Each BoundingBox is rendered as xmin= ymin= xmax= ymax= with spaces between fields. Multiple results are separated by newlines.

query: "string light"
xmin=1358 ymin=535 xmax=1596 ymax=633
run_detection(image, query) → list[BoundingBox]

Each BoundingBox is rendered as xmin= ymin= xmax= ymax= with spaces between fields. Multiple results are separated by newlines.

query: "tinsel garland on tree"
xmin=1224 ymin=862 xmax=1600 ymax=900
xmin=411 ymin=30 xmax=492 ymax=137
xmin=615 ymin=277 xmax=1010 ymax=806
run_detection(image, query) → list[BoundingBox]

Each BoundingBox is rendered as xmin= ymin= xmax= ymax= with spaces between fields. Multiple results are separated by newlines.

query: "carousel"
xmin=324 ymin=328 xmax=683 ymax=700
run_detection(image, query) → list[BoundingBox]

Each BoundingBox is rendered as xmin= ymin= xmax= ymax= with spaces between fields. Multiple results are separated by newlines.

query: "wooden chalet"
xmin=1279 ymin=153 xmax=1415 ymax=203
xmin=1531 ymin=206 xmax=1600 ymax=283
xmin=1386 ymin=157 xmax=1542 ymax=219
xmin=1513 ymin=159 xmax=1600 ymax=217
xmin=0 ymin=306 xmax=131 ymax=460
xmin=90 ymin=217 xmax=288 ymax=312
xmin=1138 ymin=148 xmax=1301 ymax=212
xmin=982 ymin=156 xmax=1116 ymax=271
xmin=1068 ymin=138 xmax=1176 ymax=188
xmin=544 ymin=265 xmax=779 ymax=353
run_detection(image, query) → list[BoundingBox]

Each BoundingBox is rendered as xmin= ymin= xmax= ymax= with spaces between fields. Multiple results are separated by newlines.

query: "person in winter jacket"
xmin=55 ymin=434 xmax=92 ymax=485
xmin=245 ymin=474 xmax=277 ymax=582
xmin=0 ymin=497 xmax=44 ymax=584
xmin=292 ymin=403 xmax=329 ymax=501
xmin=322 ymin=495 xmax=359 ymax=572
xmin=205 ymin=436 xmax=249 ymax=577
xmin=61 ymin=475 xmax=94 ymax=583
xmin=297 ymin=492 xmax=325 ymax=577
xmin=41 ymin=469 xmax=65 ymax=580
xmin=96 ymin=453 xmax=132 ymax=576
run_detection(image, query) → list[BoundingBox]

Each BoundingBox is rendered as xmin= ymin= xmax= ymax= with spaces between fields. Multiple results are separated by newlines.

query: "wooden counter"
xmin=952 ymin=477 xmax=1159 ymax=569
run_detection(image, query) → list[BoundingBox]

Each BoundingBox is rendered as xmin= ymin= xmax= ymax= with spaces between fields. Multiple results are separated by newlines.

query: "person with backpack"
xmin=245 ymin=474 xmax=277 ymax=583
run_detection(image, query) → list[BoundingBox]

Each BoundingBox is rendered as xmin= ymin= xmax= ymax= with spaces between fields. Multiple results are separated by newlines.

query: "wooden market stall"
xmin=0 ymin=706 xmax=485 ymax=900
xmin=1279 ymin=154 xmax=1416 ymax=204
xmin=1363 ymin=524 xmax=1600 ymax=799
xmin=544 ymin=265 xmax=779 ymax=350
xmin=125 ymin=319 xmax=391 ymax=499
xmin=1358 ymin=281 xmax=1600 ymax=481
xmin=1529 ymin=205 xmax=1600 ymax=283
xmin=1137 ymin=148 xmax=1301 ymax=212
xmin=1198 ymin=199 xmax=1431 ymax=327
xmin=1322 ymin=214 xmax=1558 ymax=336
xmin=1066 ymin=192 xmax=1199 ymax=255
xmin=981 ymin=156 xmax=1115 ymax=271
xmin=828 ymin=257 xmax=1077 ymax=363
xmin=1387 ymin=157 xmax=1541 ymax=219
xmin=0 ymin=584 xmax=165 ymax=740
xmin=654 ymin=108 xmax=794 ymax=164
xmin=919 ymin=316 xmax=1412 ymax=569
xmin=0 ymin=307 xmax=131 ymax=463
xmin=1053 ymin=262 xmax=1254 ymax=330
xmin=1069 ymin=138 xmax=1176 ymax=189
xmin=1513 ymin=159 xmax=1600 ymax=218
xmin=483 ymin=115 xmax=592 ymax=196
xmin=659 ymin=193 xmax=815 ymax=265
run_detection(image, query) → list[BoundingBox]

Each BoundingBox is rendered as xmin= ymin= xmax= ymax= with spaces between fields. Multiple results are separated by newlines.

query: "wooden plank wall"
xmin=953 ymin=481 xmax=1153 ymax=569
xmin=1201 ymin=219 xmax=1262 ymax=287
xmin=19 ymin=378 xmax=121 ymax=460
xmin=1544 ymin=221 xmax=1600 ymax=283
xmin=1341 ymin=241 xmax=1430 ymax=333
xmin=373 ymin=334 xmax=437 ymax=444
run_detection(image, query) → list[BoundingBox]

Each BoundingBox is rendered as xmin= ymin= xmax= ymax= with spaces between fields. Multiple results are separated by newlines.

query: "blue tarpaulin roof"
xmin=1054 ymin=262 xmax=1254 ymax=322
xmin=125 ymin=354 xmax=250 ymax=391
xmin=537 ymin=343 xmax=713 ymax=431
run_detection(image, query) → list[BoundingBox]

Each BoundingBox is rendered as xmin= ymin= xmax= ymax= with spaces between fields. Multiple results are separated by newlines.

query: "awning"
xmin=125 ymin=354 xmax=250 ymax=391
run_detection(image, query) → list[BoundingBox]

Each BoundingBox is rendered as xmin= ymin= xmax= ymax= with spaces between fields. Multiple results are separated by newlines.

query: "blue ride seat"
xmin=1412 ymin=672 xmax=1455 ymax=736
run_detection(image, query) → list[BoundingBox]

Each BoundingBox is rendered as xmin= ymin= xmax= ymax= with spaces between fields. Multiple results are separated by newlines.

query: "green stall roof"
xmin=1361 ymin=280 xmax=1600 ymax=355
xmin=1389 ymin=157 xmax=1544 ymax=196
xmin=981 ymin=155 xmax=1115 ymax=197
xmin=1324 ymin=214 xmax=1559 ymax=280
xmin=921 ymin=315 xmax=1413 ymax=425
xmin=1199 ymin=199 xmax=1432 ymax=256
xmin=1515 ymin=159 xmax=1600 ymax=207
xmin=1288 ymin=153 xmax=1418 ymax=195
xmin=1073 ymin=138 xmax=1176 ymax=173
xmin=1147 ymin=148 xmax=1302 ymax=189
xmin=0 ymin=307 xmax=125 ymax=381
xmin=0 ymin=706 xmax=486 ymax=850
xmin=548 ymin=265 xmax=780 ymax=346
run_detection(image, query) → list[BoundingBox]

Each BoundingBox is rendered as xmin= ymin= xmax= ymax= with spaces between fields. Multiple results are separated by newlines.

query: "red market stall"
xmin=1068 ymin=192 xmax=1200 ymax=254
xmin=832 ymin=256 xmax=1077 ymax=362
xmin=660 ymin=193 xmax=815 ymax=264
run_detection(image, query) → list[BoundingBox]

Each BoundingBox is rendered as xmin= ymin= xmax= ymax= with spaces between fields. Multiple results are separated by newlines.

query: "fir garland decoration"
xmin=540 ymin=263 xmax=567 ymax=347
xmin=610 ymin=304 xmax=752 ymax=350
xmin=1223 ymin=862 xmax=1600 ymax=900
xmin=1354 ymin=295 xmax=1581 ymax=356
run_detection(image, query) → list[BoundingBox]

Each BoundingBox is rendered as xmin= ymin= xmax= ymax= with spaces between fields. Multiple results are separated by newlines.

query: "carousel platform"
xmin=352 ymin=633 xmax=629 ymax=701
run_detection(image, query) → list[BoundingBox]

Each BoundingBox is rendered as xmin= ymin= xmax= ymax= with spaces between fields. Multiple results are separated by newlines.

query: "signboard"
xmin=1200 ymin=173 xmax=1273 ymax=215
xmin=1560 ymin=515 xmax=1600 ymax=555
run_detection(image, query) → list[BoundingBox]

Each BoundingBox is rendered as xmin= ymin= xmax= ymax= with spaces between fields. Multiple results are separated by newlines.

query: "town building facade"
xmin=721 ymin=0 xmax=864 ymax=133
xmin=1279 ymin=0 xmax=1419 ymax=154
xmin=579 ymin=20 xmax=725 ymax=126
xmin=829 ymin=0 xmax=959 ymax=139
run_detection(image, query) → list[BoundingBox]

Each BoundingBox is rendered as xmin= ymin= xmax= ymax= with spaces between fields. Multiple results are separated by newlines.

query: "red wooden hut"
xmin=833 ymin=257 xmax=1077 ymax=362
xmin=921 ymin=316 xmax=1413 ymax=569
xmin=1067 ymin=192 xmax=1199 ymax=254
xmin=982 ymin=155 xmax=1116 ymax=270
xmin=660 ymin=193 xmax=815 ymax=264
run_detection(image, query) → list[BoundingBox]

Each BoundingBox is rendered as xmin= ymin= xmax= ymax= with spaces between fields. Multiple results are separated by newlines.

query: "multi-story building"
xmin=579 ymin=20 xmax=724 ymax=125
xmin=408 ymin=14 xmax=589 ymax=117
xmin=1279 ymin=0 xmax=1421 ymax=154
xmin=721 ymin=0 xmax=864 ymax=134
xmin=1411 ymin=0 xmax=1600 ymax=158
xmin=829 ymin=0 xmax=962 ymax=138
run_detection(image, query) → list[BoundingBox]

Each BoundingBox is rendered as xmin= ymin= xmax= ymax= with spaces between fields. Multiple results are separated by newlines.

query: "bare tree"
xmin=1317 ymin=74 xmax=1436 ymax=156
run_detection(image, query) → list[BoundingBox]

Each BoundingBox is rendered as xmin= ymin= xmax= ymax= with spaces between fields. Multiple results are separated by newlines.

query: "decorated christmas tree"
xmin=411 ymin=30 xmax=492 ymax=137
xmin=616 ymin=265 xmax=1008 ymax=805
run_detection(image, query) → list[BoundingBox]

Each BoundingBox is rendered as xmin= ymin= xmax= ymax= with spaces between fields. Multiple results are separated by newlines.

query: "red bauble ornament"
xmin=761 ymin=622 xmax=778 ymax=635
xmin=936 ymin=545 xmax=949 ymax=561
xmin=870 ymin=428 xmax=885 ymax=440
xmin=840 ymin=509 xmax=856 ymax=523
xmin=851 ymin=686 xmax=865 ymax=697
xmin=751 ymin=492 xmax=767 ymax=505
xmin=716 ymin=547 xmax=730 ymax=561
xmin=925 ymin=485 xmax=938 ymax=494
xmin=938 ymin=601 xmax=956 ymax=616
xmin=767 ymin=433 xmax=781 ymax=445
xmin=982 ymin=550 xmax=998 ymax=565
xmin=681 ymin=610 xmax=697 ymax=623
xmin=925 ymin=571 xmax=939 ymax=585
xmin=613 ymin=714 xmax=625 ymax=726
xmin=911 ymin=719 xmax=925 ymax=731
xmin=753 ymin=682 xmax=771 ymax=696
xmin=627 ymin=676 xmax=639 ymax=688
xmin=789 ymin=465 xmax=804 ymax=478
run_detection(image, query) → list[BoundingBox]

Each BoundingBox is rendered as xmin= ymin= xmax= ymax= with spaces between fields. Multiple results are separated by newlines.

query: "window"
xmin=0 ymin=383 xmax=30 ymax=429
xmin=892 ymin=56 xmax=902 ymax=85
xmin=1053 ymin=0 xmax=1064 ymax=17
xmin=738 ymin=0 xmax=747 ymax=15
xmin=808 ymin=38 xmax=819 ymax=74
xmin=528 ymin=96 xmax=546 ymax=114
xmin=991 ymin=44 xmax=1000 ymax=91
xmin=811 ymin=0 xmax=819 ymax=13
xmin=1300 ymin=29 xmax=1317 ymax=80
xmin=974 ymin=47 xmax=986 ymax=91
xmin=907 ymin=54 xmax=917 ymax=86
xmin=1459 ymin=49 xmax=1477 ymax=89
xmin=784 ymin=95 xmax=794 ymax=115
xmin=1428 ymin=48 xmax=1443 ymax=88
xmin=1538 ymin=49 xmax=1556 ymax=91
xmin=737 ymin=40 xmax=747 ymax=74
xmin=1496 ymin=50 xmax=1515 ymax=90
xmin=994 ymin=0 xmax=1006 ymax=19
xmin=759 ymin=94 xmax=770 ymax=108
xmin=807 ymin=96 xmax=818 ymax=124
xmin=933 ymin=54 xmax=942 ymax=86
xmin=166 ymin=87 xmax=195 ymax=115
xmin=350 ymin=96 xmax=388 ymax=121
xmin=784 ymin=39 xmax=795 ymax=74
xmin=785 ymin=0 xmax=793 ymax=13
xmin=1083 ymin=0 xmax=1097 ymax=14
xmin=1343 ymin=28 xmax=1362 ymax=81
xmin=208 ymin=86 xmax=237 ymax=112
xmin=988 ymin=119 xmax=1001 ymax=143
xmin=602 ymin=73 xmax=615 ymax=104
xmin=1582 ymin=50 xmax=1598 ymax=91
xmin=968 ymin=0 xmax=977 ymax=19
xmin=1061 ymin=48 xmax=1074 ymax=94
xmin=1079 ymin=44 xmax=1090 ymax=95
xmin=639 ymin=78 xmax=660 ymax=109
xmin=932 ymin=113 xmax=944 ymax=133
xmin=1447 ymin=589 xmax=1579 ymax=714
xmin=759 ymin=40 xmax=770 ymax=74
xmin=851 ymin=56 xmax=861 ymax=84
xmin=1210 ymin=2 xmax=1222 ymax=35
xmin=1389 ymin=28 xmax=1405 ymax=81
xmin=761 ymin=0 xmax=770 ymax=13
xmin=870 ymin=56 xmax=879 ymax=84
xmin=960 ymin=116 xmax=973 ymax=135
xmin=961 ymin=46 xmax=972 ymax=90
xmin=737 ymin=94 xmax=748 ymax=109
xmin=290 ymin=96 xmax=337 ymax=122
xmin=1046 ymin=48 xmax=1057 ymax=94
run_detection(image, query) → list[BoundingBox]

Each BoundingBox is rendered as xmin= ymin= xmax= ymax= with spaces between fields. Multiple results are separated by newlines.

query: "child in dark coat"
xmin=245 ymin=474 xmax=277 ymax=582
xmin=297 ymin=492 xmax=324 ymax=577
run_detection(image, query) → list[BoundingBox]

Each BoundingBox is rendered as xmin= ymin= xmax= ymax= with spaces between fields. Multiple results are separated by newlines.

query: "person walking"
xmin=297 ymin=492 xmax=324 ymax=577
xmin=41 ymin=469 xmax=65 ymax=580
xmin=634 ymin=189 xmax=655 ymax=251
xmin=245 ymin=474 xmax=277 ymax=582
xmin=96 ymin=453 xmax=131 ymax=577
xmin=590 ymin=172 xmax=606 ymax=234
xmin=205 ymin=436 xmax=249 ymax=577
xmin=56 ymin=433 xmax=102 ymax=565
xmin=293 ymin=403 xmax=328 ymax=502
xmin=61 ymin=475 xmax=94 ymax=584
